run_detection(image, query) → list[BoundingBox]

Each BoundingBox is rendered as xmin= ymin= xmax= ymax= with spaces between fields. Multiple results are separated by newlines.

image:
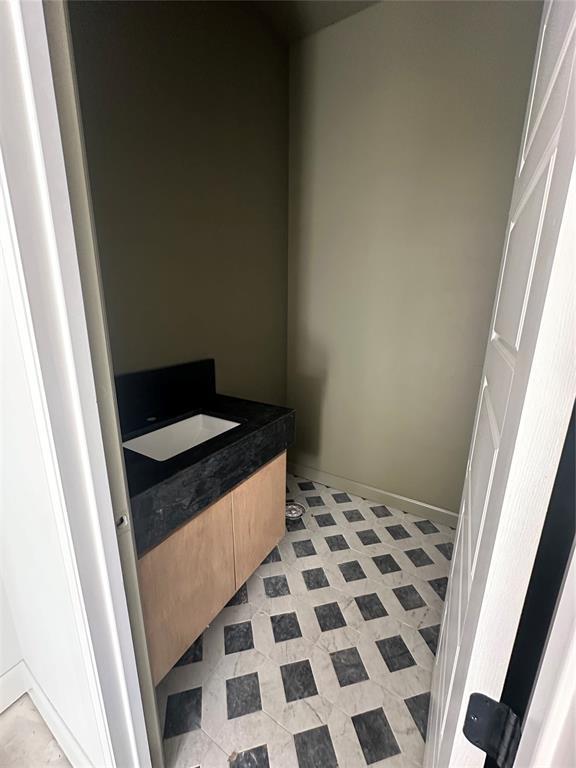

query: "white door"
xmin=425 ymin=2 xmax=576 ymax=766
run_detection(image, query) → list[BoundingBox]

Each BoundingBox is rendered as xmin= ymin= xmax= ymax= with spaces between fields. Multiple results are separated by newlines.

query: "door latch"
xmin=463 ymin=693 xmax=521 ymax=768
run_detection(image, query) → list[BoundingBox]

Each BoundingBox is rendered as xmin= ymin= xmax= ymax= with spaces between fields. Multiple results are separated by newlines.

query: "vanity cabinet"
xmin=138 ymin=452 xmax=286 ymax=684
xmin=232 ymin=452 xmax=286 ymax=586
xmin=138 ymin=493 xmax=235 ymax=684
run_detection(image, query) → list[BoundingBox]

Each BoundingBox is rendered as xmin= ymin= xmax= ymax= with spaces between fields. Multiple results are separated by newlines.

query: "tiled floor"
xmin=0 ymin=695 xmax=71 ymax=768
xmin=157 ymin=474 xmax=454 ymax=768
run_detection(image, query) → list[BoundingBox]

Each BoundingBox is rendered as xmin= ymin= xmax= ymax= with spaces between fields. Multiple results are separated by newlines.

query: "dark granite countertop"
xmin=116 ymin=360 xmax=294 ymax=557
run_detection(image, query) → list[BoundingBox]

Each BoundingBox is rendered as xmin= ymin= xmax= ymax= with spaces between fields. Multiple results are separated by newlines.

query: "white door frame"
xmin=514 ymin=544 xmax=576 ymax=768
xmin=4 ymin=0 xmax=574 ymax=766
xmin=426 ymin=0 xmax=575 ymax=763
xmin=2 ymin=1 xmax=151 ymax=765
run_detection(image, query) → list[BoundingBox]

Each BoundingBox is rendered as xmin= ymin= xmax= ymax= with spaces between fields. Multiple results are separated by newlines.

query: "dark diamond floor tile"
xmin=338 ymin=560 xmax=367 ymax=582
xmin=164 ymin=687 xmax=202 ymax=738
xmin=298 ymin=481 xmax=315 ymax=491
xmin=315 ymin=513 xmax=336 ymax=528
xmin=356 ymin=529 xmax=382 ymax=546
xmin=294 ymin=725 xmax=337 ymax=768
xmin=226 ymin=673 xmax=262 ymax=719
xmin=264 ymin=574 xmax=291 ymax=598
xmin=429 ymin=577 xmax=448 ymax=601
xmin=343 ymin=509 xmax=365 ymax=523
xmin=226 ymin=583 xmax=249 ymax=606
xmin=376 ymin=635 xmax=416 ymax=672
xmin=271 ymin=612 xmax=302 ymax=643
xmin=314 ymin=602 xmax=347 ymax=632
xmin=386 ymin=524 xmax=411 ymax=540
xmin=415 ymin=520 xmax=439 ymax=534
xmin=306 ymin=496 xmax=325 ymax=508
xmin=330 ymin=647 xmax=369 ymax=687
xmin=372 ymin=553 xmax=401 ymax=574
xmin=333 ymin=492 xmax=351 ymax=503
xmin=436 ymin=542 xmax=453 ymax=561
xmin=355 ymin=593 xmax=388 ymax=621
xmin=405 ymin=692 xmax=430 ymax=740
xmin=419 ymin=624 xmax=440 ymax=655
xmin=302 ymin=567 xmax=329 ymax=590
xmin=286 ymin=517 xmax=306 ymax=532
xmin=405 ymin=548 xmax=434 ymax=567
xmin=175 ymin=634 xmax=203 ymax=666
xmin=224 ymin=621 xmax=254 ymax=655
xmin=230 ymin=744 xmax=270 ymax=768
xmin=393 ymin=584 xmax=426 ymax=610
xmin=280 ymin=659 xmax=318 ymax=702
xmin=352 ymin=707 xmax=401 ymax=763
xmin=262 ymin=546 xmax=281 ymax=565
xmin=293 ymin=539 xmax=317 ymax=558
xmin=325 ymin=534 xmax=349 ymax=551
xmin=371 ymin=505 xmax=392 ymax=518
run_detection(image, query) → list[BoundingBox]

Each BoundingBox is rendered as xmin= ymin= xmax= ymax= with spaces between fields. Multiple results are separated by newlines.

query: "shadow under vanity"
xmin=117 ymin=359 xmax=294 ymax=684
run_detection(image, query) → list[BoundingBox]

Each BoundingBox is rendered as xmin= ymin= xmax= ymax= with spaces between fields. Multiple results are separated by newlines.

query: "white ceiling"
xmin=253 ymin=1 xmax=380 ymax=42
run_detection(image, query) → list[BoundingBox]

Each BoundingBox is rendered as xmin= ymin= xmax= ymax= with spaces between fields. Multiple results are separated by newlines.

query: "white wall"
xmin=0 ymin=578 xmax=23 ymax=709
xmin=287 ymin=1 xmax=541 ymax=516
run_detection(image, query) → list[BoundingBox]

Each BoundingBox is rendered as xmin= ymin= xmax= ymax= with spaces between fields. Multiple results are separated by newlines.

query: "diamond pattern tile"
xmin=157 ymin=472 xmax=454 ymax=767
xmin=224 ymin=621 xmax=254 ymax=655
xmin=338 ymin=560 xmax=367 ymax=582
xmin=294 ymin=725 xmax=337 ymax=768
xmin=164 ymin=687 xmax=202 ymax=738
xmin=352 ymin=707 xmax=401 ymax=763
xmin=226 ymin=672 xmax=262 ymax=719
xmin=354 ymin=592 xmax=388 ymax=621
xmin=343 ymin=509 xmax=364 ymax=523
xmin=376 ymin=635 xmax=416 ymax=672
xmin=314 ymin=512 xmax=336 ymax=527
xmin=405 ymin=548 xmax=434 ymax=567
xmin=325 ymin=534 xmax=349 ymax=551
xmin=429 ymin=577 xmax=448 ymax=601
xmin=302 ymin=567 xmax=329 ymax=591
xmin=330 ymin=647 xmax=369 ymax=687
xmin=270 ymin=612 xmax=302 ymax=643
xmin=393 ymin=584 xmax=426 ymax=610
xmin=314 ymin=601 xmax=347 ymax=632
xmin=419 ymin=624 xmax=440 ymax=655
xmin=280 ymin=659 xmax=318 ymax=702
xmin=436 ymin=541 xmax=453 ymax=561
xmin=405 ymin=692 xmax=431 ymax=740
xmin=372 ymin=553 xmax=401 ymax=575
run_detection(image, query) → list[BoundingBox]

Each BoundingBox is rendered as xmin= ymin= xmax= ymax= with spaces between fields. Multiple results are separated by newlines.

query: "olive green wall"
xmin=287 ymin=1 xmax=541 ymax=513
xmin=68 ymin=1 xmax=288 ymax=404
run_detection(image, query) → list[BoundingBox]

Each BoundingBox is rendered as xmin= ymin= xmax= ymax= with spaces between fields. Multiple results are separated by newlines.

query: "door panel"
xmin=138 ymin=494 xmax=235 ymax=685
xmin=425 ymin=2 xmax=576 ymax=765
xmin=494 ymin=160 xmax=551 ymax=349
xmin=468 ymin=387 xmax=498 ymax=561
xmin=232 ymin=452 xmax=286 ymax=587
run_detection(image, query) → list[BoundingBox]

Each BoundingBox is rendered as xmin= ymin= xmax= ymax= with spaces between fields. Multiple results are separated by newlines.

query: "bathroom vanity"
xmin=117 ymin=360 xmax=294 ymax=683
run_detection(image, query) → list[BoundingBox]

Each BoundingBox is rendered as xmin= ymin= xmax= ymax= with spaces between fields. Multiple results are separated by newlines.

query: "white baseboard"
xmin=0 ymin=660 xmax=31 ymax=713
xmin=288 ymin=462 xmax=458 ymax=529
xmin=27 ymin=667 xmax=94 ymax=768
xmin=0 ymin=661 xmax=93 ymax=767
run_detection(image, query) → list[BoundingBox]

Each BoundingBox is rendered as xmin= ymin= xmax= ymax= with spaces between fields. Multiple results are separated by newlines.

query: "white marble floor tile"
xmin=158 ymin=473 xmax=454 ymax=768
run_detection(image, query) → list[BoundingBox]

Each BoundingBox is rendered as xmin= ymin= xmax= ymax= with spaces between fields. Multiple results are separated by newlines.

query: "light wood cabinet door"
xmin=138 ymin=494 xmax=234 ymax=684
xmin=232 ymin=452 xmax=286 ymax=587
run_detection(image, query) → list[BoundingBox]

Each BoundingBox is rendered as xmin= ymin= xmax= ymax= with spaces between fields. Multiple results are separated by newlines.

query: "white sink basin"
xmin=123 ymin=413 xmax=240 ymax=461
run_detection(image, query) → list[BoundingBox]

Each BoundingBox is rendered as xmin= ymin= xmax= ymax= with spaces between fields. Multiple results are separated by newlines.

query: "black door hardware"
xmin=463 ymin=693 xmax=521 ymax=768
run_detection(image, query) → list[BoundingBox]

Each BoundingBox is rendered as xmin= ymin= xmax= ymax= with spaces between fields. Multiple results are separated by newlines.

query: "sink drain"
xmin=285 ymin=502 xmax=305 ymax=519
